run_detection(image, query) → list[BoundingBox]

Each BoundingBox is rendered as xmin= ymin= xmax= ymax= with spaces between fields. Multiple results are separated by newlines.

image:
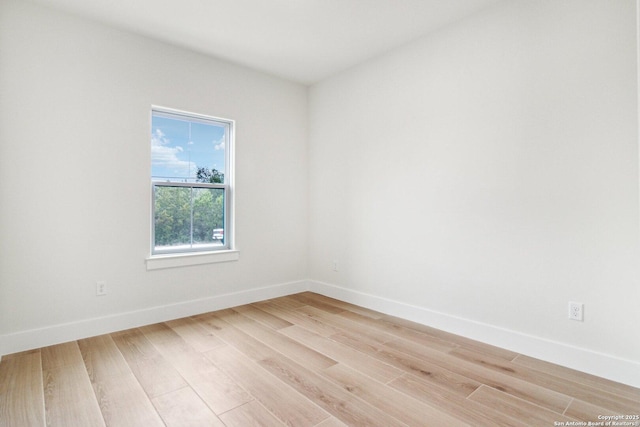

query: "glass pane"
xmin=153 ymin=185 xmax=226 ymax=253
xmin=192 ymin=188 xmax=225 ymax=246
xmin=151 ymin=112 xmax=227 ymax=183
xmin=154 ymin=186 xmax=191 ymax=249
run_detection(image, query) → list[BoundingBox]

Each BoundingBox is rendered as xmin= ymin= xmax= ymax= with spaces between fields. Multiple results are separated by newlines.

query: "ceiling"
xmin=29 ymin=0 xmax=501 ymax=85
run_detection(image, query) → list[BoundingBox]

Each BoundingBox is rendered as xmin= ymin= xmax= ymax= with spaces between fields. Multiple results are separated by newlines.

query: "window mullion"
xmin=190 ymin=187 xmax=194 ymax=248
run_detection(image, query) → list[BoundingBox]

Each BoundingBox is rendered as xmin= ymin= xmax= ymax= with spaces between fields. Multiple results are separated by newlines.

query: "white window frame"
xmin=146 ymin=106 xmax=237 ymax=269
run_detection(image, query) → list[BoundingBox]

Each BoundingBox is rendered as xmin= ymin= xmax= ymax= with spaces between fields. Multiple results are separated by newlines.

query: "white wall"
xmin=309 ymin=0 xmax=640 ymax=380
xmin=1 ymin=0 xmax=639 ymax=387
xmin=0 ymin=0 xmax=308 ymax=351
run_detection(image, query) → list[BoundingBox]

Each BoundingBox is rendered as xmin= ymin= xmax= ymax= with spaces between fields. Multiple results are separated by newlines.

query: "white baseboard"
xmin=2 ymin=278 xmax=638 ymax=389
xmin=309 ymin=280 xmax=640 ymax=389
xmin=0 ymin=280 xmax=310 ymax=357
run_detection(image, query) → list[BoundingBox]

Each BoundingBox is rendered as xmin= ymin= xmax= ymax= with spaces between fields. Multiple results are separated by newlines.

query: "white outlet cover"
xmin=568 ymin=301 xmax=583 ymax=321
xmin=97 ymin=281 xmax=107 ymax=296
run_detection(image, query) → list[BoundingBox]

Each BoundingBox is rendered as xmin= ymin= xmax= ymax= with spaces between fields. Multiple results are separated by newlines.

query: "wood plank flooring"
xmin=1 ymin=292 xmax=639 ymax=426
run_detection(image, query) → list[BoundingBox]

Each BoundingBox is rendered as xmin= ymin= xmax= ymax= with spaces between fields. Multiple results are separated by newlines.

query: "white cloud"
xmin=151 ymin=129 xmax=196 ymax=176
xmin=214 ymin=137 xmax=225 ymax=151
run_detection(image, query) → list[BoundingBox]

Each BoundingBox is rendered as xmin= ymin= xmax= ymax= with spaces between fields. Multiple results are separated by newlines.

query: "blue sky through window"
xmin=151 ymin=113 xmax=226 ymax=182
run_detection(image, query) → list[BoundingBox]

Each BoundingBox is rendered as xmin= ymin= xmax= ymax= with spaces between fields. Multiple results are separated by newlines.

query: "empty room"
xmin=1 ymin=0 xmax=639 ymax=425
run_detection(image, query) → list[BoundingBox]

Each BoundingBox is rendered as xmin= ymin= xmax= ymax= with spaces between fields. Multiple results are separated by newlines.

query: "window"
xmin=150 ymin=107 xmax=233 ymax=255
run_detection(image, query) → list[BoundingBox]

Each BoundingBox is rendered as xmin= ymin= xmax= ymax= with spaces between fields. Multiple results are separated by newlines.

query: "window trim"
xmin=148 ymin=106 xmax=235 ymax=263
xmin=146 ymin=249 xmax=239 ymax=271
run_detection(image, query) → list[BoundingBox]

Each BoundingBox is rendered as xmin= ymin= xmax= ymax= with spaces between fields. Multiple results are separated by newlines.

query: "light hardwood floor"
xmin=1 ymin=292 xmax=638 ymax=426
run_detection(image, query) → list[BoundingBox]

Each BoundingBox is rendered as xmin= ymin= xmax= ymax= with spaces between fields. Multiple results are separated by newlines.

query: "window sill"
xmin=146 ymin=250 xmax=239 ymax=271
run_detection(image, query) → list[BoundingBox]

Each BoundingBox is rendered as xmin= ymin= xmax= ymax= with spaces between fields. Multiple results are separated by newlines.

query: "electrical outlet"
xmin=332 ymin=260 xmax=339 ymax=272
xmin=96 ymin=281 xmax=107 ymax=296
xmin=568 ymin=301 xmax=583 ymax=321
